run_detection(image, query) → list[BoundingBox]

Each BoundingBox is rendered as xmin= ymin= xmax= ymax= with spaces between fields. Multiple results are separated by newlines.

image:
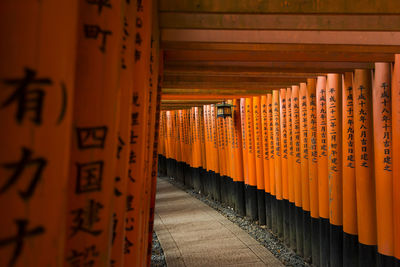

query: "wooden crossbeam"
xmin=159 ymin=0 xmax=400 ymax=14
xmin=161 ymin=29 xmax=400 ymax=46
xmin=161 ymin=42 xmax=400 ymax=54
xmin=160 ymin=13 xmax=400 ymax=31
xmin=164 ymin=49 xmax=394 ymax=62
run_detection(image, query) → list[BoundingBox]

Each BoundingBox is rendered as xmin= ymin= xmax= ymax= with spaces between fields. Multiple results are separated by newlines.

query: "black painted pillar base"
xmin=377 ymin=253 xmax=397 ymax=267
xmin=245 ymin=184 xmax=258 ymax=221
xmin=283 ymin=199 xmax=290 ymax=246
xmin=311 ymin=217 xmax=321 ymax=267
xmin=289 ymin=202 xmax=297 ymax=251
xmin=257 ymin=189 xmax=266 ymax=225
xmin=330 ymin=224 xmax=343 ymax=267
xmin=184 ymin=164 xmax=192 ymax=188
xmin=359 ymin=244 xmax=377 ymax=267
xmin=295 ymin=206 xmax=304 ymax=257
xmin=343 ymin=232 xmax=358 ymax=267
xmin=320 ymin=218 xmax=330 ymax=267
xmin=192 ymin=167 xmax=202 ymax=192
xmin=226 ymin=176 xmax=234 ymax=208
xmin=235 ymin=181 xmax=246 ymax=216
xmin=271 ymin=196 xmax=277 ymax=233
xmin=265 ymin=193 xmax=272 ymax=229
xmin=303 ymin=210 xmax=312 ymax=262
xmin=277 ymin=199 xmax=284 ymax=238
xmin=218 ymin=174 xmax=225 ymax=204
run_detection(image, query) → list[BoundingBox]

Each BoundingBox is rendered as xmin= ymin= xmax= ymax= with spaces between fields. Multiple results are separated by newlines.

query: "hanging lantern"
xmin=216 ymin=102 xmax=233 ymax=118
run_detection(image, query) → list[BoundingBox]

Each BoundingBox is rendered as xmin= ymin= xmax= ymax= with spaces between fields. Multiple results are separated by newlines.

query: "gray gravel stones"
xmin=151 ymin=231 xmax=167 ymax=267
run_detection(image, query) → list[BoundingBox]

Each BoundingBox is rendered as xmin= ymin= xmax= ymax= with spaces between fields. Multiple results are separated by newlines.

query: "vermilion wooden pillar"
xmin=0 ymin=1 xmax=77 ymax=266
xmin=240 ymin=98 xmax=249 ymax=208
xmin=342 ymin=72 xmax=358 ymax=267
xmin=253 ymin=96 xmax=266 ymax=225
xmin=291 ymin=85 xmax=303 ymax=256
xmin=373 ymin=62 xmax=394 ymax=265
xmin=145 ymin=51 xmax=163 ymax=266
xmin=286 ymin=88 xmax=297 ymax=251
xmin=65 ymin=0 xmax=122 ymax=265
xmin=233 ymin=99 xmax=246 ymax=216
xmin=326 ymin=74 xmax=343 ymax=267
xmin=316 ymin=76 xmax=330 ymax=267
xmin=299 ymin=83 xmax=311 ymax=260
xmin=125 ymin=0 xmax=154 ymax=265
xmin=280 ymin=89 xmax=290 ymax=246
xmin=110 ymin=1 xmax=136 ymax=266
xmin=393 ymin=55 xmax=400 ymax=264
xmin=272 ymin=91 xmax=283 ymax=237
xmin=261 ymin=95 xmax=272 ymax=228
xmin=353 ymin=69 xmax=377 ymax=266
xmin=267 ymin=94 xmax=277 ymax=232
xmin=306 ymin=78 xmax=320 ymax=266
xmin=245 ymin=97 xmax=258 ymax=221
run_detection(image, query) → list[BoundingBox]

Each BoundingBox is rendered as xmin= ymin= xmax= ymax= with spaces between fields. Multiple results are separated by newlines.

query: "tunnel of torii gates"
xmin=2 ymin=0 xmax=400 ymax=267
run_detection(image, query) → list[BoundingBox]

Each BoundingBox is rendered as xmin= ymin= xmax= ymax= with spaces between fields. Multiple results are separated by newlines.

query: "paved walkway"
xmin=154 ymin=178 xmax=284 ymax=267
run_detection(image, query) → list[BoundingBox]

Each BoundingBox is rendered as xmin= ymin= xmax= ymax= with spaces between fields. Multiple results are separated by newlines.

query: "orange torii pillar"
xmin=146 ymin=53 xmax=163 ymax=266
xmin=226 ymin=104 xmax=236 ymax=208
xmin=191 ymin=107 xmax=201 ymax=192
xmin=240 ymin=98 xmax=250 ymax=213
xmin=176 ymin=110 xmax=185 ymax=184
xmin=292 ymin=85 xmax=304 ymax=256
xmin=393 ymin=55 xmax=400 ymax=265
xmin=326 ymin=74 xmax=343 ymax=267
xmin=0 ymin=1 xmax=77 ymax=266
xmin=125 ymin=0 xmax=154 ymax=264
xmin=223 ymin=109 xmax=233 ymax=207
xmin=267 ymin=94 xmax=277 ymax=232
xmin=217 ymin=111 xmax=227 ymax=204
xmin=203 ymin=105 xmax=212 ymax=196
xmin=299 ymin=83 xmax=311 ymax=260
xmin=261 ymin=96 xmax=272 ymax=228
xmin=233 ymin=99 xmax=246 ymax=216
xmin=254 ymin=96 xmax=266 ymax=225
xmin=66 ymin=0 xmax=123 ymax=265
xmin=342 ymin=72 xmax=359 ymax=267
xmin=273 ymin=91 xmax=283 ymax=237
xmin=286 ymin=88 xmax=297 ymax=250
xmin=353 ymin=69 xmax=377 ymax=266
xmin=307 ymin=79 xmax=320 ymax=265
xmin=280 ymin=89 xmax=290 ymax=246
xmin=373 ymin=63 xmax=395 ymax=266
xmin=245 ymin=97 xmax=258 ymax=221
xmin=199 ymin=107 xmax=208 ymax=197
xmin=316 ymin=76 xmax=330 ymax=267
xmin=110 ymin=2 xmax=136 ymax=266
xmin=211 ymin=105 xmax=221 ymax=202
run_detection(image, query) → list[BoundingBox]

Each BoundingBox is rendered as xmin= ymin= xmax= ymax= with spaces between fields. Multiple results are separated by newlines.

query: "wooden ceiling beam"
xmin=164 ymin=71 xmax=322 ymax=78
xmin=164 ymin=49 xmax=394 ymax=62
xmin=165 ymin=61 xmax=374 ymax=73
xmin=161 ymin=42 xmax=400 ymax=54
xmin=162 ymin=88 xmax=274 ymax=94
xmin=160 ymin=13 xmax=400 ymax=31
xmin=162 ymin=94 xmax=263 ymax=100
xmin=161 ymin=29 xmax=400 ymax=46
xmin=164 ymin=74 xmax=306 ymax=83
xmin=159 ymin=0 xmax=400 ymax=14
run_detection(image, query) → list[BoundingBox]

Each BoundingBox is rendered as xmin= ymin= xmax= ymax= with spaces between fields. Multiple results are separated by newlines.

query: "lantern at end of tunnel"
xmin=216 ymin=102 xmax=233 ymax=118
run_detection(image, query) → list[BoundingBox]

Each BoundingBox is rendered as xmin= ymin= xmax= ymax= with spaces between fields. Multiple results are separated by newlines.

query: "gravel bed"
xmin=150 ymin=231 xmax=167 ymax=267
xmin=161 ymin=176 xmax=309 ymax=267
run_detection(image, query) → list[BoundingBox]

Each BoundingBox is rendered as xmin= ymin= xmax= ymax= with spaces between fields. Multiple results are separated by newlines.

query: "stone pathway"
xmin=154 ymin=178 xmax=284 ymax=267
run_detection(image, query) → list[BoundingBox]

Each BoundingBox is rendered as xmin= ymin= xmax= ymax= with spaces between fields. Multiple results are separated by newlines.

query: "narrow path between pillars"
xmin=154 ymin=177 xmax=284 ymax=267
